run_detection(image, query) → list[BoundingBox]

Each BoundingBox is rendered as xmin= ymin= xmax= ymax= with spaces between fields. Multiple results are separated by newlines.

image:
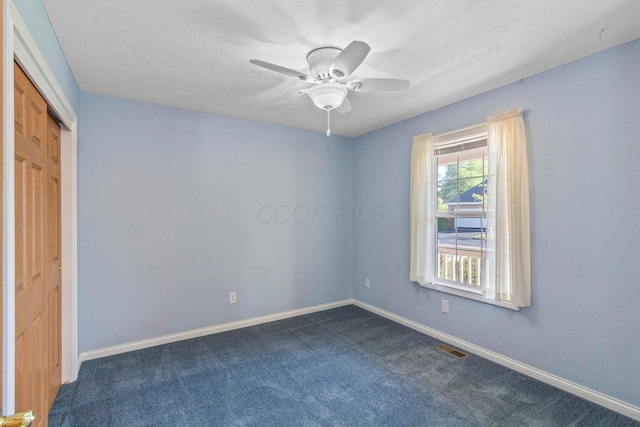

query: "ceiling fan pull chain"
xmin=327 ymin=109 xmax=331 ymax=137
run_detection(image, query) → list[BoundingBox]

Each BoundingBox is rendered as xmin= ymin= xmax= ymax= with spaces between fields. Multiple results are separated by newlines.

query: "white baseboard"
xmin=78 ymin=299 xmax=354 ymax=365
xmin=352 ymin=299 xmax=640 ymax=422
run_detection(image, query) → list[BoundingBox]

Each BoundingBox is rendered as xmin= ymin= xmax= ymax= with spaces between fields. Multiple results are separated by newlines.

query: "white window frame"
xmin=420 ymin=123 xmax=518 ymax=310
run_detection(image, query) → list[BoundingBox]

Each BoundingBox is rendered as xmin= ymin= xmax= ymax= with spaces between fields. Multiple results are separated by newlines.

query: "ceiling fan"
xmin=250 ymin=41 xmax=410 ymax=136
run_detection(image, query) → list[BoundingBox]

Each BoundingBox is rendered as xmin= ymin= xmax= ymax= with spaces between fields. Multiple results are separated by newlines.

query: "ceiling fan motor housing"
xmin=307 ymin=47 xmax=342 ymax=81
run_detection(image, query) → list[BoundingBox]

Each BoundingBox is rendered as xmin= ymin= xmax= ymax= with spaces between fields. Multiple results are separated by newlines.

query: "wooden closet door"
xmin=46 ymin=113 xmax=61 ymax=408
xmin=14 ymin=61 xmax=50 ymax=427
xmin=0 ymin=0 xmax=4 ymax=407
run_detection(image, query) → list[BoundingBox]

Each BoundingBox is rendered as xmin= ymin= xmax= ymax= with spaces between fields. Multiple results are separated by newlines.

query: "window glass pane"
xmin=455 ymin=218 xmax=485 ymax=287
xmin=437 ymin=221 xmax=455 ymax=247
xmin=437 ymin=155 xmax=458 ymax=180
xmin=437 ymin=179 xmax=457 ymax=212
xmin=436 ymin=226 xmax=457 ymax=282
xmin=455 ymin=217 xmax=485 ymax=238
xmin=458 ymin=147 xmax=488 ymax=178
xmin=457 ymin=177 xmax=484 ymax=211
xmin=459 ymin=158 xmax=484 ymax=179
xmin=435 ymin=219 xmax=486 ymax=286
xmin=436 ymin=215 xmax=452 ymax=233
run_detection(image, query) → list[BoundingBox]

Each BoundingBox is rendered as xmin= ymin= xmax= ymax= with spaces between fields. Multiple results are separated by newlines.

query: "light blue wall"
xmin=14 ymin=0 xmax=640 ymax=409
xmin=12 ymin=0 xmax=80 ymax=111
xmin=77 ymin=94 xmax=354 ymax=353
xmin=353 ymin=39 xmax=640 ymax=407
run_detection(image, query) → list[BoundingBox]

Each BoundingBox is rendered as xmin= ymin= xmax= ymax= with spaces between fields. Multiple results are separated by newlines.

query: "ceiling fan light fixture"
xmin=307 ymin=83 xmax=348 ymax=111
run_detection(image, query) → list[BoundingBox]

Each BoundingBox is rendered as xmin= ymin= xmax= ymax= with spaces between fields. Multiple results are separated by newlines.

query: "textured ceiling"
xmin=42 ymin=0 xmax=640 ymax=137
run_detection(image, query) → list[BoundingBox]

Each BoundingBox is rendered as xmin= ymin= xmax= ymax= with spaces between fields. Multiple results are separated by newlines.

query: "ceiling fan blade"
xmin=329 ymin=41 xmax=370 ymax=79
xmin=250 ymin=59 xmax=311 ymax=81
xmin=353 ymin=78 xmax=410 ymax=92
xmin=268 ymin=88 xmax=310 ymax=103
xmin=335 ymin=97 xmax=351 ymax=114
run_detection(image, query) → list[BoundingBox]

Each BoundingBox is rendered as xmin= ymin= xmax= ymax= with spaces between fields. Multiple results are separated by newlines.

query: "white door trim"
xmin=2 ymin=1 xmax=78 ymax=414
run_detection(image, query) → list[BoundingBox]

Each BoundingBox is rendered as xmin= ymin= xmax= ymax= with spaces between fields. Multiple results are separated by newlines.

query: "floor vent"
xmin=437 ymin=344 xmax=467 ymax=358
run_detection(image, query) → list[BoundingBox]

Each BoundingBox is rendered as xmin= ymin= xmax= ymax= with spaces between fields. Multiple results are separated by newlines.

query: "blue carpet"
xmin=49 ymin=306 xmax=639 ymax=426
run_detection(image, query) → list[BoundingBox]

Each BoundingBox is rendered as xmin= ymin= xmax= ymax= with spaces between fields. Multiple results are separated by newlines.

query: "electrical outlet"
xmin=229 ymin=292 xmax=237 ymax=304
xmin=365 ymin=278 xmax=370 ymax=288
xmin=441 ymin=300 xmax=449 ymax=314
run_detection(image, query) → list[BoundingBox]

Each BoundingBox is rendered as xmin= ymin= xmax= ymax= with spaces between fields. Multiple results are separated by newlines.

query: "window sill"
xmin=420 ymin=282 xmax=519 ymax=311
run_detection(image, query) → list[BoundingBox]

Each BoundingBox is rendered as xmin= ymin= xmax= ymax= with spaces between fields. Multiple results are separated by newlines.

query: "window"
xmin=436 ymin=139 xmax=488 ymax=295
xmin=410 ymin=109 xmax=531 ymax=309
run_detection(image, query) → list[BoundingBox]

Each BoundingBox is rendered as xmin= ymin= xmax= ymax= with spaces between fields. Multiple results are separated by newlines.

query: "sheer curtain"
xmin=410 ymin=133 xmax=434 ymax=285
xmin=486 ymin=109 xmax=531 ymax=307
